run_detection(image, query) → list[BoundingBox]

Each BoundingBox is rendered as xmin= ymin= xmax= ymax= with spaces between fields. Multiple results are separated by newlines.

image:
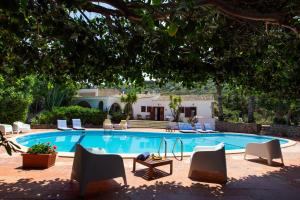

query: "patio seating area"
xmin=0 ymin=129 xmax=299 ymax=199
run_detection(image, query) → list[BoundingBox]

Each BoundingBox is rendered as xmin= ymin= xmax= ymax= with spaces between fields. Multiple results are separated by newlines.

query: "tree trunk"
xmin=286 ymin=109 xmax=292 ymax=125
xmin=216 ymin=82 xmax=224 ymax=121
xmin=247 ymin=96 xmax=255 ymax=123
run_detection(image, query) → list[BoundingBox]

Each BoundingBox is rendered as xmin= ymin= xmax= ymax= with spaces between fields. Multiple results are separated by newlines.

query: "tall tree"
xmin=121 ymin=89 xmax=138 ymax=119
xmin=169 ymin=95 xmax=182 ymax=122
xmin=215 ymin=81 xmax=224 ymax=121
xmin=247 ymin=96 xmax=256 ymax=123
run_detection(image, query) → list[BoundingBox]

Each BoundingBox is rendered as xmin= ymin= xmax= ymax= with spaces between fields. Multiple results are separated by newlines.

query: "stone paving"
xmin=0 ymin=130 xmax=299 ymax=200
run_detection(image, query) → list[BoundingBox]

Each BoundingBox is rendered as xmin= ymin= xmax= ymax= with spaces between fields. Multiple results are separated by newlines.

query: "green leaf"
xmin=167 ymin=23 xmax=178 ymax=37
xmin=152 ymin=0 xmax=161 ymax=6
xmin=20 ymin=0 xmax=28 ymax=9
xmin=5 ymin=145 xmax=12 ymax=156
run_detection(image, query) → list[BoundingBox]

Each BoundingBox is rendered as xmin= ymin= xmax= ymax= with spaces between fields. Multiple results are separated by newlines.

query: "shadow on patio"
xmin=0 ymin=165 xmax=299 ymax=199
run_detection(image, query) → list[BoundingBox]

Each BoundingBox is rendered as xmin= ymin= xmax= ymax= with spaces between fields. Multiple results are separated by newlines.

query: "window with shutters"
xmin=185 ymin=107 xmax=197 ymax=117
xmin=141 ymin=106 xmax=146 ymax=112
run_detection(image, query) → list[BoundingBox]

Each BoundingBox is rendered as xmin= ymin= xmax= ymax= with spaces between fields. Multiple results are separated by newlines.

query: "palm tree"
xmin=169 ymin=95 xmax=182 ymax=122
xmin=121 ymin=90 xmax=138 ymax=119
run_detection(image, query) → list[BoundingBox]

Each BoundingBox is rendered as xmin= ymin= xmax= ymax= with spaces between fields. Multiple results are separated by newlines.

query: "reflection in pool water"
xmin=15 ymin=130 xmax=289 ymax=154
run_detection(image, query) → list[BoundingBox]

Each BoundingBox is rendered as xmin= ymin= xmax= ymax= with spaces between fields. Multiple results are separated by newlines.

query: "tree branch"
xmin=82 ymin=0 xmax=299 ymax=34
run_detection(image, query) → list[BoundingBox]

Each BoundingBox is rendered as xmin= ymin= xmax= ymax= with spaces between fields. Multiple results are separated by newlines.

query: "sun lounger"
xmin=189 ymin=143 xmax=227 ymax=184
xmin=71 ymin=144 xmax=127 ymax=196
xmin=103 ymin=119 xmax=113 ymax=129
xmin=179 ymin=123 xmax=197 ymax=133
xmin=57 ymin=120 xmax=72 ymax=131
xmin=194 ymin=123 xmax=210 ymax=133
xmin=0 ymin=124 xmax=13 ymax=135
xmin=12 ymin=121 xmax=31 ymax=134
xmin=203 ymin=123 xmax=218 ymax=133
xmin=72 ymin=119 xmax=85 ymax=130
xmin=244 ymin=139 xmax=284 ymax=165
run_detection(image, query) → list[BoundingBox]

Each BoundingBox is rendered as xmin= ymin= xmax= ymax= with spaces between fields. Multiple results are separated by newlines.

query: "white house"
xmin=73 ymin=89 xmax=215 ymax=122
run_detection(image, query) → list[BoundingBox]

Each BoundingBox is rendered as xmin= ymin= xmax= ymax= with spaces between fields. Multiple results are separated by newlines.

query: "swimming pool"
xmin=14 ymin=130 xmax=292 ymax=156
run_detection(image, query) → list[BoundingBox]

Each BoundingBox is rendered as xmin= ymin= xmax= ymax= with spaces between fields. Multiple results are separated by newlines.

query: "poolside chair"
xmin=72 ymin=119 xmax=85 ymax=130
xmin=166 ymin=122 xmax=176 ymax=132
xmin=71 ymin=144 xmax=127 ymax=196
xmin=188 ymin=143 xmax=227 ymax=184
xmin=103 ymin=119 xmax=113 ymax=129
xmin=120 ymin=120 xmax=127 ymax=129
xmin=57 ymin=120 xmax=72 ymax=131
xmin=179 ymin=123 xmax=197 ymax=133
xmin=194 ymin=123 xmax=210 ymax=133
xmin=203 ymin=123 xmax=218 ymax=133
xmin=13 ymin=121 xmax=31 ymax=134
xmin=114 ymin=120 xmax=127 ymax=130
xmin=244 ymin=139 xmax=284 ymax=166
xmin=0 ymin=124 xmax=13 ymax=135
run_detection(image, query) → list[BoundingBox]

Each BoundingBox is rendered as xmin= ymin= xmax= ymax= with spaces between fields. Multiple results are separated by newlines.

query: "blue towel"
xmin=137 ymin=152 xmax=150 ymax=161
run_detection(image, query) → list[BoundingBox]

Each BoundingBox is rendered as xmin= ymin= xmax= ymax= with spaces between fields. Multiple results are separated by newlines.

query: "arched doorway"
xmin=77 ymin=101 xmax=91 ymax=108
xmin=98 ymin=101 xmax=104 ymax=111
xmin=109 ymin=103 xmax=123 ymax=123
xmin=109 ymin=103 xmax=121 ymax=114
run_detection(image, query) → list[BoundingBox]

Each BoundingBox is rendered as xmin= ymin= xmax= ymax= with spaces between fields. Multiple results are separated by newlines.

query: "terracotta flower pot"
xmin=22 ymin=152 xmax=57 ymax=169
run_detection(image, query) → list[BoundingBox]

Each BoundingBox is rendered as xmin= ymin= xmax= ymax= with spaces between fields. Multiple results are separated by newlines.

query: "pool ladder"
xmin=157 ymin=137 xmax=183 ymax=161
xmin=172 ymin=138 xmax=183 ymax=161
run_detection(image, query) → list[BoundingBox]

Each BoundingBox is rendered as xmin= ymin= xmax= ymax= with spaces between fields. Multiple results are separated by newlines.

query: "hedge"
xmin=0 ymin=96 xmax=32 ymax=124
xmin=31 ymin=106 xmax=105 ymax=125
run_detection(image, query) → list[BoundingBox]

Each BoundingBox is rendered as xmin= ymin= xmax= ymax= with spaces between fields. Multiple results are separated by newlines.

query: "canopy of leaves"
xmin=0 ymin=0 xmax=299 ymax=100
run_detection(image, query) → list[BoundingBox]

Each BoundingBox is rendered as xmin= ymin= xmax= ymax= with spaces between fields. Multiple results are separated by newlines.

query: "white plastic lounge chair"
xmin=166 ymin=122 xmax=177 ymax=132
xmin=72 ymin=119 xmax=85 ymax=130
xmin=203 ymin=123 xmax=218 ymax=133
xmin=194 ymin=123 xmax=210 ymax=133
xmin=13 ymin=121 xmax=31 ymax=134
xmin=120 ymin=120 xmax=127 ymax=129
xmin=57 ymin=120 xmax=72 ymax=131
xmin=71 ymin=144 xmax=127 ymax=196
xmin=244 ymin=139 xmax=284 ymax=166
xmin=179 ymin=123 xmax=197 ymax=133
xmin=0 ymin=124 xmax=13 ymax=135
xmin=188 ymin=143 xmax=227 ymax=184
xmin=113 ymin=120 xmax=127 ymax=130
xmin=103 ymin=119 xmax=113 ymax=129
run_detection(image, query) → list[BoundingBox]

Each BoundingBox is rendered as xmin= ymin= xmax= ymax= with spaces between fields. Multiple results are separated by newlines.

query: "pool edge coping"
xmin=9 ymin=129 xmax=297 ymax=158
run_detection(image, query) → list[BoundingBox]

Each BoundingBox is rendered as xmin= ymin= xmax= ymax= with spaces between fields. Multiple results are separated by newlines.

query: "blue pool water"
xmin=15 ymin=131 xmax=288 ymax=154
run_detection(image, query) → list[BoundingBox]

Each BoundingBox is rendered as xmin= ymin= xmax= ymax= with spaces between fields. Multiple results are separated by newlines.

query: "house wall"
xmin=77 ymin=89 xmax=98 ymax=97
xmin=132 ymin=95 xmax=159 ymax=119
xmin=73 ymin=93 xmax=214 ymax=122
xmin=132 ymin=98 xmax=213 ymax=121
xmin=73 ymin=96 xmax=125 ymax=111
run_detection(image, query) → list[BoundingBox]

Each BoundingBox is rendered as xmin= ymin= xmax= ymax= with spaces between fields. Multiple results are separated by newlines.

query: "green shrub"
xmin=32 ymin=106 xmax=105 ymax=125
xmin=0 ymin=76 xmax=34 ymax=124
xmin=110 ymin=111 xmax=127 ymax=123
xmin=223 ymin=108 xmax=241 ymax=123
xmin=0 ymin=96 xmax=32 ymax=124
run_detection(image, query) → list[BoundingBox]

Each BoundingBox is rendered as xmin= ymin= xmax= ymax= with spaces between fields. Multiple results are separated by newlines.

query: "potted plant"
xmin=22 ymin=142 xmax=57 ymax=169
